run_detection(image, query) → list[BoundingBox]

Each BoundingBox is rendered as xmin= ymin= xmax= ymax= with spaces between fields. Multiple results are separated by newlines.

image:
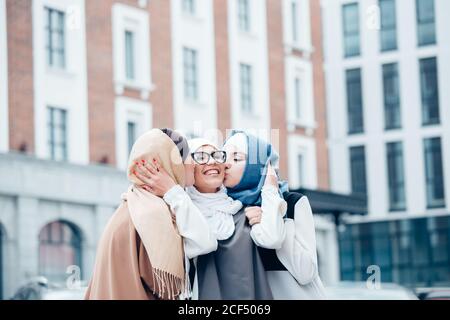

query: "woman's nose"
xmin=224 ymin=162 xmax=231 ymax=170
xmin=207 ymin=156 xmax=217 ymax=165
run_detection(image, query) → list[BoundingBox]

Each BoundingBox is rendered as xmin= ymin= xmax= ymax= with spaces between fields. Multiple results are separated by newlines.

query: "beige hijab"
xmin=125 ymin=128 xmax=186 ymax=299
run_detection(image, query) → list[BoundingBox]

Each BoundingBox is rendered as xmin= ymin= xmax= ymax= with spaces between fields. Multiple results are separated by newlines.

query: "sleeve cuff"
xmin=262 ymin=185 xmax=287 ymax=216
xmin=163 ymin=185 xmax=185 ymax=205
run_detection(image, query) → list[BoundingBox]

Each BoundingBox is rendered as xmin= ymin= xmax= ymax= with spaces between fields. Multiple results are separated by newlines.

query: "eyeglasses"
xmin=191 ymin=151 xmax=227 ymax=165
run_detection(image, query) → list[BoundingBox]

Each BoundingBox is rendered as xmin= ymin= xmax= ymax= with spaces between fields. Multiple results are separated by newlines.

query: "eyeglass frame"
xmin=190 ymin=150 xmax=228 ymax=165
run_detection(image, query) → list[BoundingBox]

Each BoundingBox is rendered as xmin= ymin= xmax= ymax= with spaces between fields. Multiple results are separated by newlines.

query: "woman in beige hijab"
xmin=85 ymin=129 xmax=217 ymax=300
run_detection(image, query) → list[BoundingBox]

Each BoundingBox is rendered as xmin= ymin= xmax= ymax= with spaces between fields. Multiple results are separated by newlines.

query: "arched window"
xmin=38 ymin=221 xmax=82 ymax=283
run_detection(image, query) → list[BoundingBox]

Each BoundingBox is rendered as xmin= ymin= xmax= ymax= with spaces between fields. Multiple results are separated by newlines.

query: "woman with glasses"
xmin=185 ymin=138 xmax=243 ymax=241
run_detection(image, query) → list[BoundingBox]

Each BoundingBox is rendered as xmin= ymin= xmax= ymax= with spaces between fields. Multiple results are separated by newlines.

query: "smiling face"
xmin=193 ymin=145 xmax=226 ymax=193
xmin=223 ymin=143 xmax=247 ymax=189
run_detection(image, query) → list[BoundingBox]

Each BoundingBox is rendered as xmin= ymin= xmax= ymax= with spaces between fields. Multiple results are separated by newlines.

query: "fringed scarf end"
xmin=152 ymin=268 xmax=184 ymax=300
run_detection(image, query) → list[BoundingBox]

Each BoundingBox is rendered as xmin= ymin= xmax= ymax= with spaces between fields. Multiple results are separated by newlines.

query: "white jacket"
xmin=267 ymin=196 xmax=327 ymax=299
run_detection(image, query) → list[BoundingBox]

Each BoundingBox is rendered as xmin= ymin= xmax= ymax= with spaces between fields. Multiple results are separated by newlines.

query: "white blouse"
xmin=250 ymin=185 xmax=288 ymax=249
xmin=163 ymin=185 xmax=218 ymax=259
xmin=268 ymin=196 xmax=327 ymax=299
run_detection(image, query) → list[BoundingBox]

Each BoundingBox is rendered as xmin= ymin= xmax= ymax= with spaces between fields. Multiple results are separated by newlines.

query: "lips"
xmin=204 ymin=168 xmax=220 ymax=176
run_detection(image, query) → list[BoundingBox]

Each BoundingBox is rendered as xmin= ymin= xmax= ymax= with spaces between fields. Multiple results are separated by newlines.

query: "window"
xmin=47 ymin=107 xmax=67 ymax=161
xmin=115 ymin=97 xmax=152 ymax=170
xmin=127 ymin=121 xmax=136 ymax=156
xmin=182 ymin=0 xmax=196 ymax=15
xmin=386 ymin=142 xmax=406 ymax=211
xmin=39 ymin=221 xmax=82 ymax=283
xmin=383 ymin=63 xmax=401 ymax=130
xmin=420 ymin=57 xmax=440 ymax=126
xmin=183 ymin=47 xmax=198 ymax=101
xmin=291 ymin=0 xmax=299 ymax=43
xmin=238 ymin=0 xmax=250 ymax=32
xmin=416 ymin=0 xmax=436 ymax=46
xmin=294 ymin=77 xmax=301 ymax=119
xmin=339 ymin=217 xmax=450 ymax=288
xmin=45 ymin=7 xmax=65 ymax=69
xmin=350 ymin=146 xmax=367 ymax=196
xmin=125 ymin=30 xmax=135 ymax=81
xmin=424 ymin=137 xmax=445 ymax=208
xmin=112 ymin=4 xmax=151 ymax=94
xmin=346 ymin=68 xmax=364 ymax=134
xmin=240 ymin=63 xmax=252 ymax=113
xmin=379 ymin=0 xmax=397 ymax=51
xmin=342 ymin=3 xmax=360 ymax=57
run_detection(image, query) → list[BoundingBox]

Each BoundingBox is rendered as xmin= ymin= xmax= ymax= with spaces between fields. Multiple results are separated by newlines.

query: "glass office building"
xmin=339 ymin=215 xmax=450 ymax=288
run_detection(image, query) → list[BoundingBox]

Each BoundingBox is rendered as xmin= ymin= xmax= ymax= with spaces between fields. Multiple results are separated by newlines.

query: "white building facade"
xmin=323 ymin=0 xmax=450 ymax=287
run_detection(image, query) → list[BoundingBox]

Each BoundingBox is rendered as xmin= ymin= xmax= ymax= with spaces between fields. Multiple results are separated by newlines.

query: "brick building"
xmin=0 ymin=0 xmax=337 ymax=298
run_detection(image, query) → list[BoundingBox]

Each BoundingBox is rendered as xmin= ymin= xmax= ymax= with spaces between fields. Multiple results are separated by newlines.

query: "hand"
xmin=132 ymin=159 xmax=176 ymax=197
xmin=245 ymin=206 xmax=262 ymax=226
xmin=263 ymin=162 xmax=278 ymax=189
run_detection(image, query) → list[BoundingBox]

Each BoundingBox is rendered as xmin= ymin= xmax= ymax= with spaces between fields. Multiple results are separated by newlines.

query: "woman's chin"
xmin=203 ymin=177 xmax=223 ymax=189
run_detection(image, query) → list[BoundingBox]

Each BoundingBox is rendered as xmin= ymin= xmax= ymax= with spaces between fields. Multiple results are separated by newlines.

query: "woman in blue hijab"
xmin=224 ymin=130 xmax=289 ymax=205
xmin=221 ymin=130 xmax=327 ymax=300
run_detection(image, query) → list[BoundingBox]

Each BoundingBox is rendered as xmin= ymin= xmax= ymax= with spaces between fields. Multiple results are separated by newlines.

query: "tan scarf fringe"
xmin=152 ymin=268 xmax=185 ymax=300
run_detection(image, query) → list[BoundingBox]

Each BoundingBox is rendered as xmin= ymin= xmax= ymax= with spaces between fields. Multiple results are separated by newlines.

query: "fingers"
xmin=245 ymin=207 xmax=262 ymax=219
xmin=133 ymin=169 xmax=153 ymax=186
xmin=264 ymin=163 xmax=278 ymax=188
xmin=248 ymin=216 xmax=261 ymax=226
xmin=152 ymin=158 xmax=162 ymax=171
xmin=142 ymin=184 xmax=154 ymax=193
xmin=142 ymin=160 xmax=158 ymax=175
xmin=134 ymin=163 xmax=152 ymax=180
xmin=245 ymin=207 xmax=262 ymax=226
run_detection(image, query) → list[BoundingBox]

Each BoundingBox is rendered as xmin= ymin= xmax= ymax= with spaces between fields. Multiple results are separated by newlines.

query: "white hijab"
xmin=187 ymin=138 xmax=243 ymax=240
xmin=186 ymin=186 xmax=242 ymax=240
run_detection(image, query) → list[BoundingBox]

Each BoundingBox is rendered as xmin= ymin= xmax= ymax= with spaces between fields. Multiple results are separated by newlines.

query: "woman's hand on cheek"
xmin=263 ymin=163 xmax=279 ymax=189
xmin=133 ymin=159 xmax=176 ymax=197
xmin=245 ymin=206 xmax=262 ymax=226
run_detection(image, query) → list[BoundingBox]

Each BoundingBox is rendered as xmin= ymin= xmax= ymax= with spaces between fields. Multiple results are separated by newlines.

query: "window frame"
xmin=346 ymin=68 xmax=364 ymax=135
xmin=386 ymin=141 xmax=406 ymax=212
xmin=239 ymin=63 xmax=253 ymax=113
xmin=47 ymin=106 xmax=68 ymax=162
xmin=44 ymin=6 xmax=66 ymax=69
xmin=183 ymin=47 xmax=199 ymax=102
xmin=423 ymin=137 xmax=446 ymax=209
xmin=416 ymin=0 xmax=437 ymax=47
xmin=342 ymin=3 xmax=360 ymax=58
xmin=379 ymin=0 xmax=398 ymax=52
xmin=382 ymin=62 xmax=401 ymax=130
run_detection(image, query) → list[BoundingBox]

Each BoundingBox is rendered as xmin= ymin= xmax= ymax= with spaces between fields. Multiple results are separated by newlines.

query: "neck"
xmin=195 ymin=185 xmax=220 ymax=194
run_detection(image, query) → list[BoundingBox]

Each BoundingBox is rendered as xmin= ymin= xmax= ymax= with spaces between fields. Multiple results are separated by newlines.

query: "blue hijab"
xmin=225 ymin=130 xmax=289 ymax=206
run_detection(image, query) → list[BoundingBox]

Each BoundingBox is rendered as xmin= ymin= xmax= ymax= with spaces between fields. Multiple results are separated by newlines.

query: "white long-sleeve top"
xmin=163 ymin=185 xmax=218 ymax=259
xmin=267 ymin=196 xmax=327 ymax=299
xmin=250 ymin=185 xmax=287 ymax=250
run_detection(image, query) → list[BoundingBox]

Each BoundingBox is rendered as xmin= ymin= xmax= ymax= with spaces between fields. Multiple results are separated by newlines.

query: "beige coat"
xmin=85 ymin=129 xmax=187 ymax=300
